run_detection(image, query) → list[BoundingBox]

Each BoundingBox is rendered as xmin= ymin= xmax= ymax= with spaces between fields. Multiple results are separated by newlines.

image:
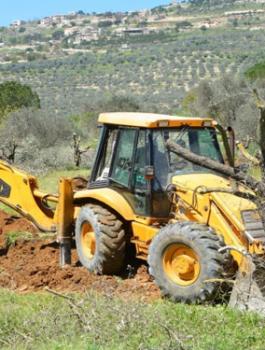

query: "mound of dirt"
xmin=0 ymin=211 xmax=38 ymax=246
xmin=0 ymin=211 xmax=160 ymax=300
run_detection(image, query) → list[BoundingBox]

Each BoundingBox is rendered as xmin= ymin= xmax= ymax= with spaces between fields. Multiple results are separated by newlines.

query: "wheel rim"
xmin=81 ymin=222 xmax=96 ymax=260
xmin=163 ymin=244 xmax=200 ymax=286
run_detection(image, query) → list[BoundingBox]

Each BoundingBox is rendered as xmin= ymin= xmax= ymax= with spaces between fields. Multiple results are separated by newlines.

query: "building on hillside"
xmin=10 ymin=20 xmax=26 ymax=27
xmin=40 ymin=17 xmax=54 ymax=27
xmin=40 ymin=15 xmax=68 ymax=27
xmin=114 ymin=26 xmax=156 ymax=37
xmin=98 ymin=18 xmax=116 ymax=25
xmin=123 ymin=27 xmax=150 ymax=36
xmin=225 ymin=9 xmax=265 ymax=17
xmin=113 ymin=27 xmax=124 ymax=37
xmin=73 ymin=29 xmax=100 ymax=44
xmin=64 ymin=27 xmax=79 ymax=36
xmin=51 ymin=15 xmax=67 ymax=24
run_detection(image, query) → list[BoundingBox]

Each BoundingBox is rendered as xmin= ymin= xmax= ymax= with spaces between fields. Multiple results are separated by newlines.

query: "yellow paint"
xmin=0 ymin=161 xmax=56 ymax=231
xmin=56 ymin=178 xmax=74 ymax=238
xmin=81 ymin=222 xmax=96 ymax=260
xmin=163 ymin=244 xmax=200 ymax=286
xmin=0 ymin=160 xmax=135 ymax=233
xmin=0 ymin=111 xmax=263 ymax=277
xmin=171 ymin=173 xmax=262 ymax=266
xmin=131 ymin=221 xmax=159 ymax=242
xmin=74 ymin=188 xmax=135 ymax=220
xmin=98 ymin=112 xmax=215 ymax=129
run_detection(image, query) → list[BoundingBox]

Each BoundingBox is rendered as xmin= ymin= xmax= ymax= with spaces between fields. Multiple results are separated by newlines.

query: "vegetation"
xmin=245 ymin=61 xmax=265 ymax=81
xmin=39 ymin=168 xmax=89 ymax=192
xmin=5 ymin=231 xmax=34 ymax=247
xmin=1 ymin=27 xmax=262 ymax=118
xmin=0 ymin=81 xmax=40 ymax=120
xmin=0 ymin=94 xmax=141 ymax=171
xmin=182 ymin=75 xmax=263 ymax=141
xmin=190 ymin=0 xmax=237 ymax=7
xmin=0 ymin=289 xmax=264 ymax=350
xmin=0 ymin=1 xmax=264 ymax=170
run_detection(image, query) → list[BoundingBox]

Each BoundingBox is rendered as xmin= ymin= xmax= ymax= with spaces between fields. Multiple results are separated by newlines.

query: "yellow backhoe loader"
xmin=0 ymin=112 xmax=264 ymax=313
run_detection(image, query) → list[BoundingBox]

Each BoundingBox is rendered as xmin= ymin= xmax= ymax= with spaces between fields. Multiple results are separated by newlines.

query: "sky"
xmin=0 ymin=1 xmax=173 ymax=26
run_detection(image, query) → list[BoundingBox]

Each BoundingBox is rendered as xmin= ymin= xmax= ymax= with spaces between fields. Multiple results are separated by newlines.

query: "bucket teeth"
xmin=229 ymin=255 xmax=265 ymax=316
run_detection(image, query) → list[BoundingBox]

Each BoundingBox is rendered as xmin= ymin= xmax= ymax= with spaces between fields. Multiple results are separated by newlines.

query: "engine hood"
xmin=171 ymin=173 xmax=257 ymax=228
xmin=172 ymin=173 xmax=233 ymax=191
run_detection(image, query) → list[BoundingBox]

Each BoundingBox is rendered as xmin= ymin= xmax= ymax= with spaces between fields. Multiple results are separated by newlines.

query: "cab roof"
xmin=98 ymin=112 xmax=216 ymax=128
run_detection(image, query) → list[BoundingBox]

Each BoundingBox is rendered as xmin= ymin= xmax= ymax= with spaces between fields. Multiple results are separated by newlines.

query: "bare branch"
xmin=166 ymin=140 xmax=265 ymax=194
xmin=253 ymin=89 xmax=265 ymax=110
xmin=72 ymin=133 xmax=90 ymax=167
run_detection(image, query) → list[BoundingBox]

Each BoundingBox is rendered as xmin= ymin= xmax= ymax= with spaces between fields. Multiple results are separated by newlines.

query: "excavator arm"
xmin=0 ymin=160 xmax=60 ymax=232
xmin=0 ymin=160 xmax=75 ymax=265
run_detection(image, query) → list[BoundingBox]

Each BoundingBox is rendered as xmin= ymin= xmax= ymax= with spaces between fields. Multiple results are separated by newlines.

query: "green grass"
xmin=0 ymin=202 xmax=18 ymax=216
xmin=4 ymin=231 xmax=34 ymax=247
xmin=245 ymin=61 xmax=265 ymax=81
xmin=0 ymin=289 xmax=264 ymax=350
xmin=0 ymin=168 xmax=89 ymax=215
xmin=37 ymin=168 xmax=89 ymax=193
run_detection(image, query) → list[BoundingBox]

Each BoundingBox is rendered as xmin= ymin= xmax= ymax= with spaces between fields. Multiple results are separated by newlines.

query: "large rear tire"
xmin=148 ymin=222 xmax=225 ymax=303
xmin=75 ymin=204 xmax=125 ymax=275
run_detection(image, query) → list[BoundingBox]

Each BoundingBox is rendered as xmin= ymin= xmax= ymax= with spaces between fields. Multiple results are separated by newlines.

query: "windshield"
xmin=153 ymin=127 xmax=224 ymax=188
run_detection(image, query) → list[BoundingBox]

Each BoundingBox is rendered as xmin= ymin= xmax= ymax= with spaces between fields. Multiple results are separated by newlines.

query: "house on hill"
xmin=40 ymin=17 xmax=53 ymax=27
xmin=10 ymin=20 xmax=26 ymax=28
xmin=73 ymin=28 xmax=100 ymax=44
xmin=123 ymin=28 xmax=150 ymax=36
xmin=225 ymin=9 xmax=265 ymax=17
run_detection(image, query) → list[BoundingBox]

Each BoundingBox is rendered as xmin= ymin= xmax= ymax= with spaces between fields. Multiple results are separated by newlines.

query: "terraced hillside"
xmin=0 ymin=27 xmax=264 ymax=116
xmin=1 ymin=1 xmax=265 ymax=115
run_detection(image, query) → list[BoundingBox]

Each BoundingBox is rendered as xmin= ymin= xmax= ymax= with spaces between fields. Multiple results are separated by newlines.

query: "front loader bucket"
xmin=229 ymin=255 xmax=265 ymax=316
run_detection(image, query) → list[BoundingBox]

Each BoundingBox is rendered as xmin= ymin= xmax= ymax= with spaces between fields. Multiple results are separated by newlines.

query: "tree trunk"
xmin=166 ymin=140 xmax=265 ymax=195
xmin=166 ymin=140 xmax=265 ymax=226
xmin=253 ymin=89 xmax=265 ymax=180
xmin=259 ymin=107 xmax=265 ymax=181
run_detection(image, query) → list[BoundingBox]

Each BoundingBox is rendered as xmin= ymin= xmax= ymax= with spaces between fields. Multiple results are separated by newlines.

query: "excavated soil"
xmin=0 ymin=210 xmax=160 ymax=300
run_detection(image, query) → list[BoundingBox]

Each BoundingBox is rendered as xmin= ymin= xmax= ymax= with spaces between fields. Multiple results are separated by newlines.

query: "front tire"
xmin=148 ymin=222 xmax=225 ymax=303
xmin=75 ymin=204 xmax=126 ymax=275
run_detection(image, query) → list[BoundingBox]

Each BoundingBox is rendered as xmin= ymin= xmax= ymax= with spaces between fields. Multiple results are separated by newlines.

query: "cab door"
xmin=109 ymin=128 xmax=150 ymax=216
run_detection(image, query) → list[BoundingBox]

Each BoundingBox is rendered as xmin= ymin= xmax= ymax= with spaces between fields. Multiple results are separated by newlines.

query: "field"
xmin=1 ymin=289 xmax=265 ymax=350
xmin=0 ymin=169 xmax=263 ymax=349
xmin=0 ymin=286 xmax=265 ymax=350
xmin=0 ymin=290 xmax=265 ymax=350
xmin=1 ymin=28 xmax=265 ymax=116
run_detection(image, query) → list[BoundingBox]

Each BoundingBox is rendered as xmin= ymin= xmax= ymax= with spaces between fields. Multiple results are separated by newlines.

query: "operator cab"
xmin=89 ymin=113 xmax=233 ymax=219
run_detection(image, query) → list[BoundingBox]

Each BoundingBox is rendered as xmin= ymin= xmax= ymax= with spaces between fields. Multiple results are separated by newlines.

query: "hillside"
xmin=0 ymin=1 xmax=265 ymax=116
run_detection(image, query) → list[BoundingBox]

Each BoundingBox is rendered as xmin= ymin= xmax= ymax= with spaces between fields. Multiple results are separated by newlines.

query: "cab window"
xmin=94 ymin=128 xmax=118 ymax=181
xmin=110 ymin=129 xmax=137 ymax=187
xmin=132 ymin=130 xmax=147 ymax=190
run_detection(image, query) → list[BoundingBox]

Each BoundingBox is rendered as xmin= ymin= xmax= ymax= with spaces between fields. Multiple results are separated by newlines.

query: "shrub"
xmin=245 ymin=61 xmax=265 ymax=81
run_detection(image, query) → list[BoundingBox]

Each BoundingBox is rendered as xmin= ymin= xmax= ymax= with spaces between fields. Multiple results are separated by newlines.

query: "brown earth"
xmin=0 ymin=210 xmax=160 ymax=300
